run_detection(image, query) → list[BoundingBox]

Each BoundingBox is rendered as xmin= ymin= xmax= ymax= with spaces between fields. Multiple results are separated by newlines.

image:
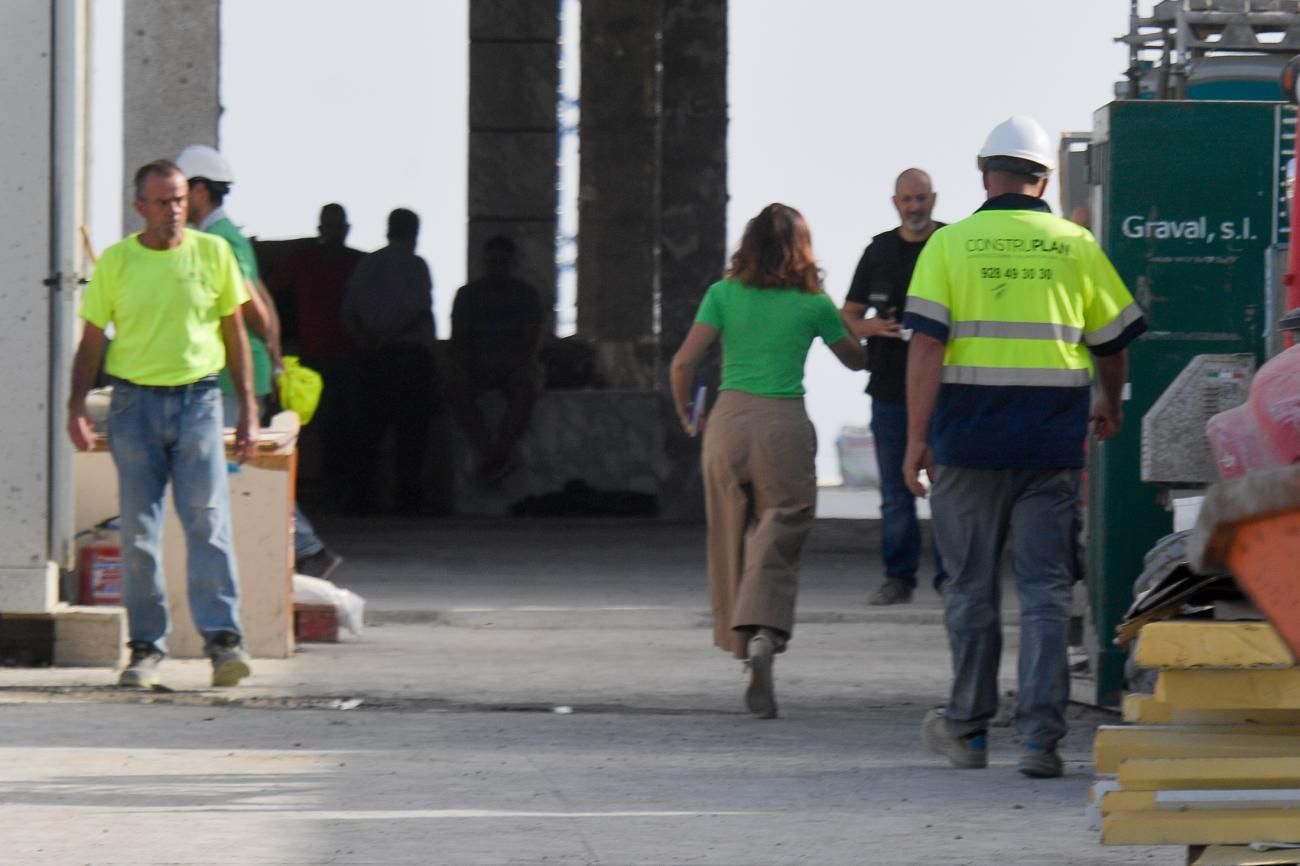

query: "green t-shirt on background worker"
xmin=203 ymin=215 xmax=272 ymax=398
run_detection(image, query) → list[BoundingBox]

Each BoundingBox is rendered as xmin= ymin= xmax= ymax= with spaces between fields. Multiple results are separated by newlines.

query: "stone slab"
xmin=52 ymin=604 xmax=126 ymax=668
xmin=450 ymin=389 xmax=665 ymax=517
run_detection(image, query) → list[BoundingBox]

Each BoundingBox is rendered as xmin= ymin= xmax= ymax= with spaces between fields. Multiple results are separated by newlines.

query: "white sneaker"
xmin=118 ymin=642 xmax=164 ymax=688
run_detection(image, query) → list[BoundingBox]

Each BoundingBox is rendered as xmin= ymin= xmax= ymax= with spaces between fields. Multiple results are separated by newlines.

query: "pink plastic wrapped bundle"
xmin=1206 ymin=344 xmax=1300 ymax=478
xmin=1252 ymin=344 xmax=1300 ymax=461
xmin=1207 ymin=403 xmax=1276 ymax=478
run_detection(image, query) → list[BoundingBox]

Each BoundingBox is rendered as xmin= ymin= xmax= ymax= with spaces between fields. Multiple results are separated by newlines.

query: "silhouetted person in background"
xmin=270 ymin=203 xmax=365 ymax=506
xmin=342 ymin=208 xmax=437 ymax=515
xmin=446 ymin=236 xmax=546 ymax=484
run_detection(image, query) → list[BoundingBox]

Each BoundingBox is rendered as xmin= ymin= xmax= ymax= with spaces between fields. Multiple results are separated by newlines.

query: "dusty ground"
xmin=0 ymin=517 xmax=1168 ymax=865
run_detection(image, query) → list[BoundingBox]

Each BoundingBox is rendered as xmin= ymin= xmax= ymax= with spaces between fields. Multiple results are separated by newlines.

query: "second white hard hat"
xmin=176 ymin=144 xmax=234 ymax=183
xmin=977 ymin=116 xmax=1056 ymax=174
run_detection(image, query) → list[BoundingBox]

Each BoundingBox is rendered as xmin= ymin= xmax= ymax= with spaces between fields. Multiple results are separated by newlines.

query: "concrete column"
xmin=468 ymin=1 xmax=559 ymax=311
xmin=577 ymin=1 xmax=661 ymax=388
xmin=122 ymin=0 xmax=220 ymax=230
xmin=657 ymin=0 xmax=727 ymax=521
xmin=0 ymin=0 xmax=59 ymax=611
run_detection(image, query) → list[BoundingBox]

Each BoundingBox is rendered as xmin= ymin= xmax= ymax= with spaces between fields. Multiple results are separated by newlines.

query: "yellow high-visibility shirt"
xmin=80 ymin=228 xmax=249 ymax=387
xmin=904 ymin=194 xmax=1145 ymax=469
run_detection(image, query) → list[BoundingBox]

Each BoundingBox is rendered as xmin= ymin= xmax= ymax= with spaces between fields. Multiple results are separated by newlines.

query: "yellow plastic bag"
xmin=278 ymin=356 xmax=323 ymax=426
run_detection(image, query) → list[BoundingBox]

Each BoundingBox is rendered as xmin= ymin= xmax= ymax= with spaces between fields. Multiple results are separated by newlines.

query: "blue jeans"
xmin=930 ymin=466 xmax=1079 ymax=748
xmin=108 ymin=380 xmax=243 ymax=653
xmin=871 ymin=399 xmax=946 ymax=590
xmin=220 ymin=393 xmax=323 ymax=561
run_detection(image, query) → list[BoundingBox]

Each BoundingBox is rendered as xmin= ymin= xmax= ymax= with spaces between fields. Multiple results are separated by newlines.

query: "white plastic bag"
xmin=293 ymin=573 xmax=366 ymax=636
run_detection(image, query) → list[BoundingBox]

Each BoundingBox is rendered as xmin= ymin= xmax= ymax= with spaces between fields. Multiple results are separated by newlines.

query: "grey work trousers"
xmin=930 ymin=465 xmax=1080 ymax=748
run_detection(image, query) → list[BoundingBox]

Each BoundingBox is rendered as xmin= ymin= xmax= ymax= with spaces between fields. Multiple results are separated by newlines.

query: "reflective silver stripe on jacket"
xmin=949 ymin=320 xmax=1084 ymax=343
xmin=1084 ymin=302 xmax=1144 ymax=346
xmin=904 ymin=296 xmax=950 ymax=327
xmin=941 ymin=366 xmax=1092 ymax=387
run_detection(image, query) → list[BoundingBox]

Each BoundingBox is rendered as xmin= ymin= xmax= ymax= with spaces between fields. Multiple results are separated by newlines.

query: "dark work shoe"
xmin=868 ymin=578 xmax=914 ymax=606
xmin=1018 ymin=743 xmax=1064 ymax=778
xmin=296 ymin=547 xmax=343 ymax=582
xmin=921 ymin=707 xmax=988 ymax=769
xmin=207 ymin=631 xmax=252 ymax=687
xmin=478 ymin=457 xmax=516 ymax=487
xmin=744 ymin=633 xmax=778 ymax=719
xmin=118 ymin=641 xmax=164 ymax=688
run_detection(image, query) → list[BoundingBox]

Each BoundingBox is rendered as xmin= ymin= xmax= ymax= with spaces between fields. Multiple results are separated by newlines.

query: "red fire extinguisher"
xmin=78 ymin=518 xmax=122 ymax=606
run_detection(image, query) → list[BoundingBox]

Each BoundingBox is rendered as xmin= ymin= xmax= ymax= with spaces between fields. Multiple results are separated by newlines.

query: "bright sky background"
xmin=89 ymin=0 xmax=1135 ymax=481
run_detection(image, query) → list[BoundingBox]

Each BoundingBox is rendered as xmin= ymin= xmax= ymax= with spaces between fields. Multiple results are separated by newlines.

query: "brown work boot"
xmin=921 ymin=708 xmax=988 ymax=769
xmin=1018 ymin=743 xmax=1064 ymax=778
xmin=868 ymin=578 xmax=914 ymax=606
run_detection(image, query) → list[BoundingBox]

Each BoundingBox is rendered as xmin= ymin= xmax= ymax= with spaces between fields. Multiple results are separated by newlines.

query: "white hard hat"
xmin=977 ymin=116 xmax=1056 ymax=175
xmin=176 ymin=144 xmax=234 ymax=183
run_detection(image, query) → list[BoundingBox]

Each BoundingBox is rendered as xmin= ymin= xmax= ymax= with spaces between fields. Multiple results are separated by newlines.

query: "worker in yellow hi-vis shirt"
xmin=67 ymin=160 xmax=257 ymax=692
xmin=902 ymin=116 xmax=1147 ymax=779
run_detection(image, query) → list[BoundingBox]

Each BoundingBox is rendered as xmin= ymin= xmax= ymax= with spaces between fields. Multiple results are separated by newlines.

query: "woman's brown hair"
xmin=726 ymin=203 xmax=824 ymax=294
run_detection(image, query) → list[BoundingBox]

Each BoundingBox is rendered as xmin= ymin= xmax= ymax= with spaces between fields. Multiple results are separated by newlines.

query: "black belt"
xmin=112 ymin=375 xmax=219 ymax=394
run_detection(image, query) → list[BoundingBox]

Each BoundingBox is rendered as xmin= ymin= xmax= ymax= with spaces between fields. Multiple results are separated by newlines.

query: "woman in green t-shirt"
xmin=671 ymin=203 xmax=867 ymax=719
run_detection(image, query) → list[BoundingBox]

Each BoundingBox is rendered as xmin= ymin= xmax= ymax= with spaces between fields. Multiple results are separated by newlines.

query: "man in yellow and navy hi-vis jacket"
xmin=903 ymin=116 xmax=1146 ymax=779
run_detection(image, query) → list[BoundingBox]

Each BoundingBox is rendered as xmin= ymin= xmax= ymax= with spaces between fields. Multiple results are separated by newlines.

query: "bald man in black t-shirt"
xmin=842 ymin=168 xmax=949 ymax=605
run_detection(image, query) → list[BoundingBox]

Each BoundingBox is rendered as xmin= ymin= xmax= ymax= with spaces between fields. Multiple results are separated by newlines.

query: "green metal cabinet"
xmin=1085 ymin=100 xmax=1292 ymax=705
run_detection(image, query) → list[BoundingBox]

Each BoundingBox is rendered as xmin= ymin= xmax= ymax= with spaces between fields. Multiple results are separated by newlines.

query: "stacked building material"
xmin=1094 ymin=620 xmax=1300 ymax=850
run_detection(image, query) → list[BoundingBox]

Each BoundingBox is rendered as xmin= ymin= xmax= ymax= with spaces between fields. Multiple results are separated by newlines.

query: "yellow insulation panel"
xmin=1099 ymin=790 xmax=1158 ymax=811
xmin=1136 ymin=622 xmax=1294 ymax=670
xmin=1102 ymin=811 xmax=1300 ymax=845
xmin=1156 ymin=669 xmax=1300 ymax=709
xmin=1094 ymin=725 xmax=1300 ymax=773
xmin=1119 ymin=757 xmax=1300 ymax=790
xmin=1122 ymin=694 xmax=1300 ymax=726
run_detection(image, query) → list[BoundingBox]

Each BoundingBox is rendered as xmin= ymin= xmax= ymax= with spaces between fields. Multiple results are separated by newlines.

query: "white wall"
xmin=0 ymin=0 xmax=58 ymax=610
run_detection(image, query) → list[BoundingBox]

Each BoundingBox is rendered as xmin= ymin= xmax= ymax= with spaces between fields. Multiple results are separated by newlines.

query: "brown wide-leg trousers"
xmin=702 ymin=390 xmax=817 ymax=658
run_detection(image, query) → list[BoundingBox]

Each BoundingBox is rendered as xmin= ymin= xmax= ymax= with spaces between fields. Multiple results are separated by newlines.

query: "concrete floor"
xmin=0 ymin=516 xmax=1166 ymax=865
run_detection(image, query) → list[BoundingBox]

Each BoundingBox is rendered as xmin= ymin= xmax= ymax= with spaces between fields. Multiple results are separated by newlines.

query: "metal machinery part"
xmin=1119 ymin=1 xmax=1300 ymax=101
xmin=1141 ymin=354 xmax=1256 ymax=486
